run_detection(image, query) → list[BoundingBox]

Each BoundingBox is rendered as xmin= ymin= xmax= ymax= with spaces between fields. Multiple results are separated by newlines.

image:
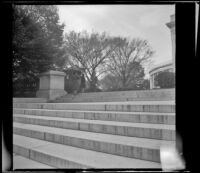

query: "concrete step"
xmin=13 ymin=101 xmax=175 ymax=113
xmin=14 ymin=122 xmax=175 ymax=162
xmin=54 ymin=89 xmax=175 ymax=102
xmin=13 ymin=108 xmax=175 ymax=125
xmin=54 ymin=97 xmax=174 ymax=103
xmin=13 ymin=98 xmax=47 ymax=103
xmin=13 ymin=154 xmax=54 ymax=169
xmin=14 ymin=114 xmax=175 ymax=140
xmin=13 ymin=134 xmax=161 ymax=168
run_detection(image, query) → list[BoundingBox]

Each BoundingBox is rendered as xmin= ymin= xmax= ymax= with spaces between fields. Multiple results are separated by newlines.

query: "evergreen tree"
xmin=13 ymin=5 xmax=65 ymax=82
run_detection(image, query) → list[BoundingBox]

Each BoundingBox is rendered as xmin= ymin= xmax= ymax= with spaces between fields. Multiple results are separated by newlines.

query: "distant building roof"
xmin=149 ymin=60 xmax=173 ymax=74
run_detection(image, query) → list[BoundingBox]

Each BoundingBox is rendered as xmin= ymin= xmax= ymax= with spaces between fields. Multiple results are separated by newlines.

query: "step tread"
xmin=14 ymin=122 xmax=175 ymax=149
xmin=14 ymin=100 xmax=175 ymax=105
xmin=13 ymin=154 xmax=54 ymax=169
xmin=14 ymin=114 xmax=175 ymax=130
xmin=14 ymin=108 xmax=175 ymax=116
xmin=13 ymin=98 xmax=47 ymax=103
xmin=14 ymin=134 xmax=161 ymax=168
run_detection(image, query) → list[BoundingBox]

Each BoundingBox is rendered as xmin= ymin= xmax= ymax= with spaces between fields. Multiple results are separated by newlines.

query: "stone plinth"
xmin=36 ymin=70 xmax=67 ymax=100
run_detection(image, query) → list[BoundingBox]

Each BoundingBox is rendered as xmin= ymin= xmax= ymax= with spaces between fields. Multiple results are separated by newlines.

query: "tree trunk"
xmin=88 ymin=73 xmax=98 ymax=91
xmin=89 ymin=80 xmax=97 ymax=91
xmin=122 ymin=73 xmax=126 ymax=89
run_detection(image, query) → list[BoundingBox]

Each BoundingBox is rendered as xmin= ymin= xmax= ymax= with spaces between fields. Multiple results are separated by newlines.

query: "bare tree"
xmin=99 ymin=74 xmax=121 ymax=91
xmin=63 ymin=31 xmax=121 ymax=91
xmin=105 ymin=37 xmax=154 ymax=89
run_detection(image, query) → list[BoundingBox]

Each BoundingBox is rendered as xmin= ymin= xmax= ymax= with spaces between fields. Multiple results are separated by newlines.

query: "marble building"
xmin=149 ymin=14 xmax=175 ymax=89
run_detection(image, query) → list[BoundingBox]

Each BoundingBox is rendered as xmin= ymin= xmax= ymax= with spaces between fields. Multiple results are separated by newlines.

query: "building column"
xmin=36 ymin=70 xmax=67 ymax=100
xmin=152 ymin=74 xmax=154 ymax=89
xmin=150 ymin=75 xmax=154 ymax=89
xmin=150 ymin=75 xmax=152 ymax=89
xmin=166 ymin=14 xmax=175 ymax=73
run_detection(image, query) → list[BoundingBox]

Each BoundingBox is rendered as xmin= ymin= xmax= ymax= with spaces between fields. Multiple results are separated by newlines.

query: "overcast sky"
xmin=57 ymin=5 xmax=175 ymax=76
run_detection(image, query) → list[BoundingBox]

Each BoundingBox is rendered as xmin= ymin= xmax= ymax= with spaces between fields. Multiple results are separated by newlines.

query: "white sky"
xmin=57 ymin=5 xmax=175 ymax=77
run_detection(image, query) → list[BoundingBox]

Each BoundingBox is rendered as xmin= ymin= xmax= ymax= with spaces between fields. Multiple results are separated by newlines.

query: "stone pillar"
xmin=152 ymin=74 xmax=154 ymax=89
xmin=36 ymin=70 xmax=67 ymax=100
xmin=150 ymin=75 xmax=153 ymax=89
xmin=166 ymin=14 xmax=175 ymax=73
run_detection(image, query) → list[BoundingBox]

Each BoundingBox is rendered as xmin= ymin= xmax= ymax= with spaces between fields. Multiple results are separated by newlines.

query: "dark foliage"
xmin=13 ymin=5 xmax=65 ymax=96
xmin=154 ymin=71 xmax=175 ymax=88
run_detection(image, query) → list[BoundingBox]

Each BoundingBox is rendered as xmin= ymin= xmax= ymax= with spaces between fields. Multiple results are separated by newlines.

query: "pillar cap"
xmin=39 ymin=70 xmax=66 ymax=77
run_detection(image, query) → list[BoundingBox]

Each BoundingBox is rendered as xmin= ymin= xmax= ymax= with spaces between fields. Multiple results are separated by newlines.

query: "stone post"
xmin=166 ymin=14 xmax=175 ymax=73
xmin=150 ymin=75 xmax=153 ymax=89
xmin=36 ymin=70 xmax=67 ymax=100
xmin=152 ymin=74 xmax=154 ymax=89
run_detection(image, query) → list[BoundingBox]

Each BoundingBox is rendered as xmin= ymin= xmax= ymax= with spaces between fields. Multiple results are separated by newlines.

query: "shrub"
xmin=155 ymin=71 xmax=175 ymax=88
xmin=64 ymin=69 xmax=81 ymax=93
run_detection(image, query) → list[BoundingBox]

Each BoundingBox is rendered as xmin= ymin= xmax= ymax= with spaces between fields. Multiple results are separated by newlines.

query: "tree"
xmin=154 ymin=71 xmax=175 ymax=88
xmin=64 ymin=68 xmax=82 ymax=94
xmin=13 ymin=5 xmax=65 ymax=82
xmin=99 ymin=69 xmax=150 ymax=91
xmin=99 ymin=74 xmax=120 ymax=91
xmin=141 ymin=79 xmax=150 ymax=90
xmin=63 ymin=31 xmax=121 ymax=91
xmin=105 ymin=37 xmax=154 ymax=89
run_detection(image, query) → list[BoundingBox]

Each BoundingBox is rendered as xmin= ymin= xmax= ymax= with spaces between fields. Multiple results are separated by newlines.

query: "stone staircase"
xmin=53 ymin=89 xmax=175 ymax=103
xmin=13 ymin=97 xmax=47 ymax=103
xmin=13 ymin=99 xmax=175 ymax=169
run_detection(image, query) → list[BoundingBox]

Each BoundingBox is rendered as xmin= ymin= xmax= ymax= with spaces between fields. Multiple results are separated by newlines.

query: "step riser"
xmin=55 ymin=89 xmax=175 ymax=102
xmin=63 ymin=93 xmax=175 ymax=99
xmin=55 ymin=97 xmax=174 ymax=103
xmin=13 ymin=145 xmax=91 ymax=168
xmin=13 ymin=103 xmax=175 ymax=113
xmin=14 ymin=127 xmax=160 ymax=162
xmin=13 ymin=98 xmax=47 ymax=103
xmin=13 ymin=116 xmax=175 ymax=141
xmin=13 ymin=109 xmax=175 ymax=125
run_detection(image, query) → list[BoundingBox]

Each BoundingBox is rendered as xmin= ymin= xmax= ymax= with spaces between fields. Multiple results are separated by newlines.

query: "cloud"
xmin=57 ymin=5 xmax=175 ymax=73
xmin=58 ymin=5 xmax=108 ymax=33
xmin=139 ymin=5 xmax=174 ymax=28
xmin=139 ymin=11 xmax=161 ymax=27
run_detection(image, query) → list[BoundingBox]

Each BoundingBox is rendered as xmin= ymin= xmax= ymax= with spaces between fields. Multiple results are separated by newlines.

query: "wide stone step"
xmin=14 ymin=122 xmax=175 ymax=162
xmin=13 ymin=154 xmax=54 ymax=169
xmin=13 ymin=108 xmax=175 ymax=125
xmin=13 ymin=134 xmax=161 ymax=168
xmin=13 ymin=98 xmax=47 ymax=103
xmin=55 ymin=97 xmax=174 ymax=103
xmin=55 ymin=89 xmax=175 ymax=102
xmin=13 ymin=114 xmax=175 ymax=140
xmin=13 ymin=101 xmax=175 ymax=113
xmin=75 ymin=89 xmax=174 ymax=98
